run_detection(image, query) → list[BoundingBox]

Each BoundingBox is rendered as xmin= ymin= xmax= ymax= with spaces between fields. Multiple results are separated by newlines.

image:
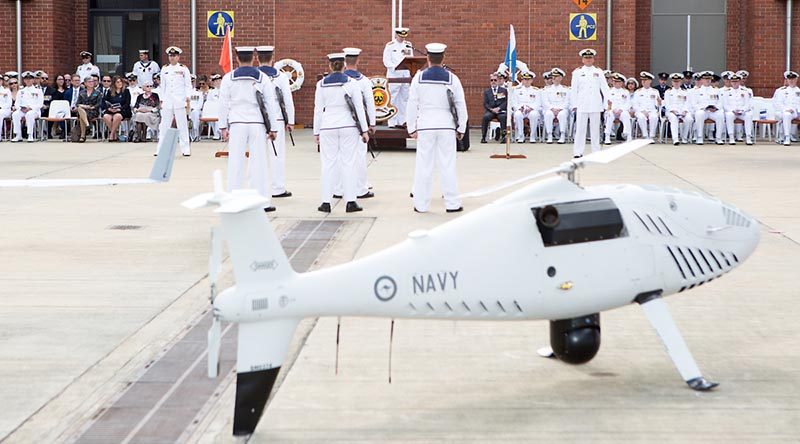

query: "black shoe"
xmin=673 ymin=141 xmax=680 ymax=146
xmin=317 ymin=203 xmax=331 ymax=213
xmin=264 ymin=206 xmax=276 ymax=213
xmin=446 ymin=207 xmax=464 ymax=213
xmin=480 ymin=138 xmax=487 ymax=144
xmin=272 ymin=191 xmax=293 ymax=198
xmin=573 ymin=154 xmax=583 ymax=159
xmin=413 ymin=207 xmax=423 ymax=213
xmin=409 ymin=192 xmax=414 ymax=198
xmin=332 ymin=194 xmax=343 ymax=199
xmin=358 ymin=191 xmax=374 ymax=199
xmin=182 ymin=153 xmax=191 ymax=157
xmin=345 ymin=201 xmax=363 ymax=213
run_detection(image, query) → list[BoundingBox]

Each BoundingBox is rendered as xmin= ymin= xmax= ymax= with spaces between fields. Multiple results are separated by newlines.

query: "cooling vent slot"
xmin=666 ymin=246 xmax=687 ymax=279
xmin=722 ymin=206 xmax=752 ymax=228
xmin=252 ymin=298 xmax=269 ymax=311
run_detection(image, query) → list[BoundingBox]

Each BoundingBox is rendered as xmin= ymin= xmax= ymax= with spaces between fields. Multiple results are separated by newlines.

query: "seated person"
xmin=511 ymin=71 xmax=541 ymax=143
xmin=75 ymin=76 xmax=102 ymax=142
xmin=480 ymin=73 xmax=508 ymax=143
xmin=131 ymin=83 xmax=160 ymax=142
xmin=102 ymin=75 xmax=132 ymax=142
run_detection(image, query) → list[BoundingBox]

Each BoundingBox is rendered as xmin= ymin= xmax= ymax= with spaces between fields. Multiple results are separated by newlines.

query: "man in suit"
xmin=480 ymin=73 xmax=508 ymax=143
xmin=61 ymin=75 xmax=83 ymax=139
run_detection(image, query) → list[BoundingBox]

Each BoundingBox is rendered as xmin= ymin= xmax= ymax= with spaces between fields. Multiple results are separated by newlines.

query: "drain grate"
xmin=107 ymin=225 xmax=143 ymax=231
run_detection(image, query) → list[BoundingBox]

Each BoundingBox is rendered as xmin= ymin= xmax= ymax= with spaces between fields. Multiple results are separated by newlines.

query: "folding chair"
xmin=39 ymin=100 xmax=75 ymax=141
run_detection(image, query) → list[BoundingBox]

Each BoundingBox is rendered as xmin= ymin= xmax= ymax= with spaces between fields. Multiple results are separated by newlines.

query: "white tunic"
xmin=607 ymin=87 xmax=631 ymax=111
xmin=218 ymin=67 xmax=280 ymax=129
xmin=570 ymin=65 xmax=611 ymax=112
xmin=511 ymin=85 xmax=542 ymax=112
xmin=15 ymin=86 xmax=43 ymax=111
xmin=313 ymin=73 xmax=368 ymax=134
xmin=691 ymin=85 xmax=723 ymax=111
xmin=159 ymin=63 xmax=193 ymax=109
xmin=664 ymin=87 xmax=692 ymax=113
xmin=542 ymin=84 xmax=570 ymax=110
xmin=722 ymin=87 xmax=751 ymax=113
xmin=344 ymin=69 xmax=377 ymax=126
xmin=259 ymin=66 xmax=296 ymax=125
xmin=76 ymin=63 xmax=100 ymax=83
xmin=406 ymin=66 xmax=468 ymax=134
xmin=383 ymin=39 xmax=413 ymax=78
xmin=633 ymin=87 xmax=660 ymax=113
xmin=132 ymin=60 xmax=161 ymax=87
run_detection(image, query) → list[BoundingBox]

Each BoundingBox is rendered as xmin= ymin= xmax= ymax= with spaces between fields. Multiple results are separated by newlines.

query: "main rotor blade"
xmin=578 ymin=138 xmax=653 ymax=165
xmin=460 ymin=164 xmax=570 ymax=199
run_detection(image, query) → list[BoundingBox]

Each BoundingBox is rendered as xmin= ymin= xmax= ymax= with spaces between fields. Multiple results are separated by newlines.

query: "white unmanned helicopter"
xmin=184 ymin=139 xmax=760 ymax=437
xmin=0 ymin=129 xmax=178 ymax=187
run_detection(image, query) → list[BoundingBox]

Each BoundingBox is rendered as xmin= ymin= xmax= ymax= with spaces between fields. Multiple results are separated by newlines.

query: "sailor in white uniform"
xmin=343 ymin=47 xmax=377 ymax=199
xmin=776 ymin=70 xmax=800 ymax=146
xmin=313 ymin=53 xmax=369 ymax=213
xmin=132 ymin=49 xmax=160 ymax=87
xmin=571 ymin=48 xmax=611 ymax=157
xmin=383 ymin=27 xmax=413 ymax=127
xmin=218 ymin=46 xmax=280 ymax=211
xmin=691 ymin=71 xmax=725 ymax=145
xmin=633 ymin=71 xmax=660 ymax=139
xmin=604 ymin=73 xmax=633 ymax=144
xmin=542 ymin=68 xmax=570 ymax=144
xmin=155 ymin=46 xmax=193 ymax=156
xmin=256 ymin=45 xmax=296 ymax=198
xmin=76 ymin=51 xmax=100 ymax=84
xmin=664 ymin=73 xmax=694 ymax=145
xmin=406 ymin=43 xmax=468 ymax=213
xmin=11 ymin=71 xmax=43 ymax=142
xmin=188 ymin=74 xmax=204 ymax=141
xmin=511 ymin=71 xmax=541 ymax=143
xmin=722 ymin=73 xmax=753 ymax=145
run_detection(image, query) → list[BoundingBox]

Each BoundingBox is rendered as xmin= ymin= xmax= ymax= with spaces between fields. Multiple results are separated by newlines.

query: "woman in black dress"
xmin=102 ymin=76 xmax=131 ymax=142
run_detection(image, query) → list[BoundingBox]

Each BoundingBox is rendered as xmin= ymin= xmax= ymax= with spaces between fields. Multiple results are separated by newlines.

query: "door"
xmin=651 ymin=0 xmax=727 ymax=75
xmin=89 ymin=1 xmax=160 ymax=78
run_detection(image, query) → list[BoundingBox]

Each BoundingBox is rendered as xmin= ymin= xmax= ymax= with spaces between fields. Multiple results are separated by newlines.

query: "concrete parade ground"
xmin=0 ymin=130 xmax=798 ymax=443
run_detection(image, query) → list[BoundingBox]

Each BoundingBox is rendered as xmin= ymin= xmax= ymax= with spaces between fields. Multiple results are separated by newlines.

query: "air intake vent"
xmin=252 ymin=298 xmax=269 ymax=311
xmin=722 ymin=206 xmax=751 ymax=227
xmin=666 ymin=246 xmax=687 ymax=279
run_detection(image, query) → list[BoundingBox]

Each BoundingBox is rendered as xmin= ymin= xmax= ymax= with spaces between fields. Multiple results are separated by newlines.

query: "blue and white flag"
xmin=504 ymin=24 xmax=517 ymax=77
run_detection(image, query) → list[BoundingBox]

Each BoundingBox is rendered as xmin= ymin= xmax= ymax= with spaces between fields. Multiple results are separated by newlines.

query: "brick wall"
xmin=0 ymin=1 xmax=797 ymax=120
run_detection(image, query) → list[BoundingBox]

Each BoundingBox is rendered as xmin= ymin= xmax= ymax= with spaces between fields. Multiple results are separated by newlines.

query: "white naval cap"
xmin=210 ymin=73 xmax=222 ymax=80
xmin=21 ymin=71 xmax=34 ymax=78
xmin=550 ymin=68 xmax=565 ymax=77
xmin=638 ymin=71 xmax=654 ymax=80
xmin=736 ymin=70 xmax=750 ymax=79
xmin=669 ymin=72 xmax=683 ymax=80
xmin=138 ymin=49 xmax=149 ymax=54
xmin=542 ymin=71 xmax=552 ymax=79
xmin=343 ymin=47 xmax=362 ymax=56
xmin=394 ymin=27 xmax=410 ymax=36
xmin=425 ymin=43 xmax=447 ymax=54
xmin=700 ymin=70 xmax=714 ymax=78
xmin=729 ymin=72 xmax=742 ymax=81
xmin=80 ymin=51 xmax=92 ymax=57
xmin=35 ymin=70 xmax=47 ymax=78
xmin=166 ymin=46 xmax=183 ymax=55
xmin=518 ymin=71 xmax=535 ymax=80
xmin=612 ymin=72 xmax=625 ymax=81
xmin=327 ymin=53 xmax=346 ymax=61
xmin=256 ymin=46 xmax=275 ymax=53
xmin=720 ymin=70 xmax=734 ymax=79
xmin=234 ymin=46 xmax=255 ymax=54
xmin=579 ymin=48 xmax=597 ymax=57
xmin=5 ymin=71 xmax=18 ymax=78
xmin=784 ymin=70 xmax=799 ymax=79
xmin=626 ymin=77 xmax=639 ymax=87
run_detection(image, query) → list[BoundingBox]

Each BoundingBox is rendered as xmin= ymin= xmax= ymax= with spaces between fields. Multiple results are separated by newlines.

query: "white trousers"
xmin=356 ymin=139 xmax=369 ymax=195
xmin=412 ymin=129 xmax=461 ymax=212
xmin=725 ymin=110 xmax=753 ymax=139
xmin=574 ymin=111 xmax=601 ymax=156
xmin=667 ymin=112 xmax=694 ymax=143
xmin=388 ymin=82 xmax=409 ymax=126
xmin=544 ymin=109 xmax=568 ymax=139
xmin=320 ymin=127 xmax=359 ymax=203
xmin=514 ymin=109 xmax=539 ymax=141
xmin=635 ymin=111 xmax=659 ymax=138
xmin=269 ymin=124 xmax=288 ymax=195
xmin=782 ymin=110 xmax=799 ymax=138
xmin=227 ymin=123 xmax=271 ymax=202
xmin=694 ymin=109 xmax=724 ymax=140
xmin=12 ymin=109 xmax=40 ymax=139
xmin=189 ymin=109 xmax=201 ymax=139
xmin=604 ymin=110 xmax=631 ymax=138
xmin=157 ymin=107 xmax=191 ymax=155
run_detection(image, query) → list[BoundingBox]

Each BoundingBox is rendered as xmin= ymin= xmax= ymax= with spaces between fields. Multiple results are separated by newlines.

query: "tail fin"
xmin=233 ymin=319 xmax=299 ymax=436
xmin=148 ymin=128 xmax=179 ymax=182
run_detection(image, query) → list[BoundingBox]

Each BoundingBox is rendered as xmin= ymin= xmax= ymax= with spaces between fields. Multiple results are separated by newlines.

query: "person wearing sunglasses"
xmin=76 ymin=51 xmax=100 ymax=83
xmin=480 ymin=74 xmax=508 ymax=144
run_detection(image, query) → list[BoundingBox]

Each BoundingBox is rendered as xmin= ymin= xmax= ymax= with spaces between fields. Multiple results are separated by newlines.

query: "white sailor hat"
xmin=166 ymin=46 xmax=182 ymax=55
xmin=551 ymin=68 xmax=565 ymax=77
xmin=80 ymin=51 xmax=92 ymax=58
xmin=4 ymin=71 xmax=18 ymax=78
xmin=21 ymin=71 xmax=34 ymax=79
xmin=327 ymin=53 xmax=346 ymax=61
xmin=394 ymin=27 xmax=410 ymax=36
xmin=138 ymin=49 xmax=149 ymax=54
xmin=210 ymin=73 xmax=222 ymax=80
xmin=343 ymin=47 xmax=362 ymax=56
xmin=669 ymin=72 xmax=683 ymax=81
xmin=153 ymin=72 xmax=160 ymax=79
xmin=639 ymin=71 xmax=654 ymax=80
xmin=720 ymin=70 xmax=733 ymax=80
xmin=234 ymin=46 xmax=255 ymax=54
xmin=425 ymin=43 xmax=447 ymax=54
xmin=784 ymin=70 xmax=799 ymax=79
xmin=736 ymin=70 xmax=750 ymax=79
xmin=579 ymin=48 xmax=597 ymax=57
xmin=256 ymin=46 xmax=274 ymax=53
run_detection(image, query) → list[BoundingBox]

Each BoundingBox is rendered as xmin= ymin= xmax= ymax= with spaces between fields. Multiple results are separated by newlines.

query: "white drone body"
xmin=184 ymin=140 xmax=760 ymax=436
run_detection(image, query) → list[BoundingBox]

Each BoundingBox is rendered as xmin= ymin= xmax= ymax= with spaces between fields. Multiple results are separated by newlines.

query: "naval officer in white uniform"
xmin=383 ymin=27 xmax=413 ymax=128
xmin=570 ymin=48 xmax=611 ymax=158
xmin=313 ymin=53 xmax=369 ymax=214
xmin=256 ymin=45 xmax=296 ymax=198
xmin=218 ymin=46 xmax=280 ymax=211
xmin=76 ymin=51 xmax=100 ymax=84
xmin=155 ymin=46 xmax=193 ymax=156
xmin=406 ymin=43 xmax=468 ymax=213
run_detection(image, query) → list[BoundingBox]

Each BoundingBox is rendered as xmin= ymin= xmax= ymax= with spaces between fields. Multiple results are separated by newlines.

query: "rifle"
xmin=343 ymin=92 xmax=366 ymax=135
xmin=255 ymin=89 xmax=278 ymax=156
xmin=275 ymin=85 xmax=295 ymax=146
xmin=362 ymin=95 xmax=376 ymax=159
xmin=447 ymin=89 xmax=460 ymax=133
